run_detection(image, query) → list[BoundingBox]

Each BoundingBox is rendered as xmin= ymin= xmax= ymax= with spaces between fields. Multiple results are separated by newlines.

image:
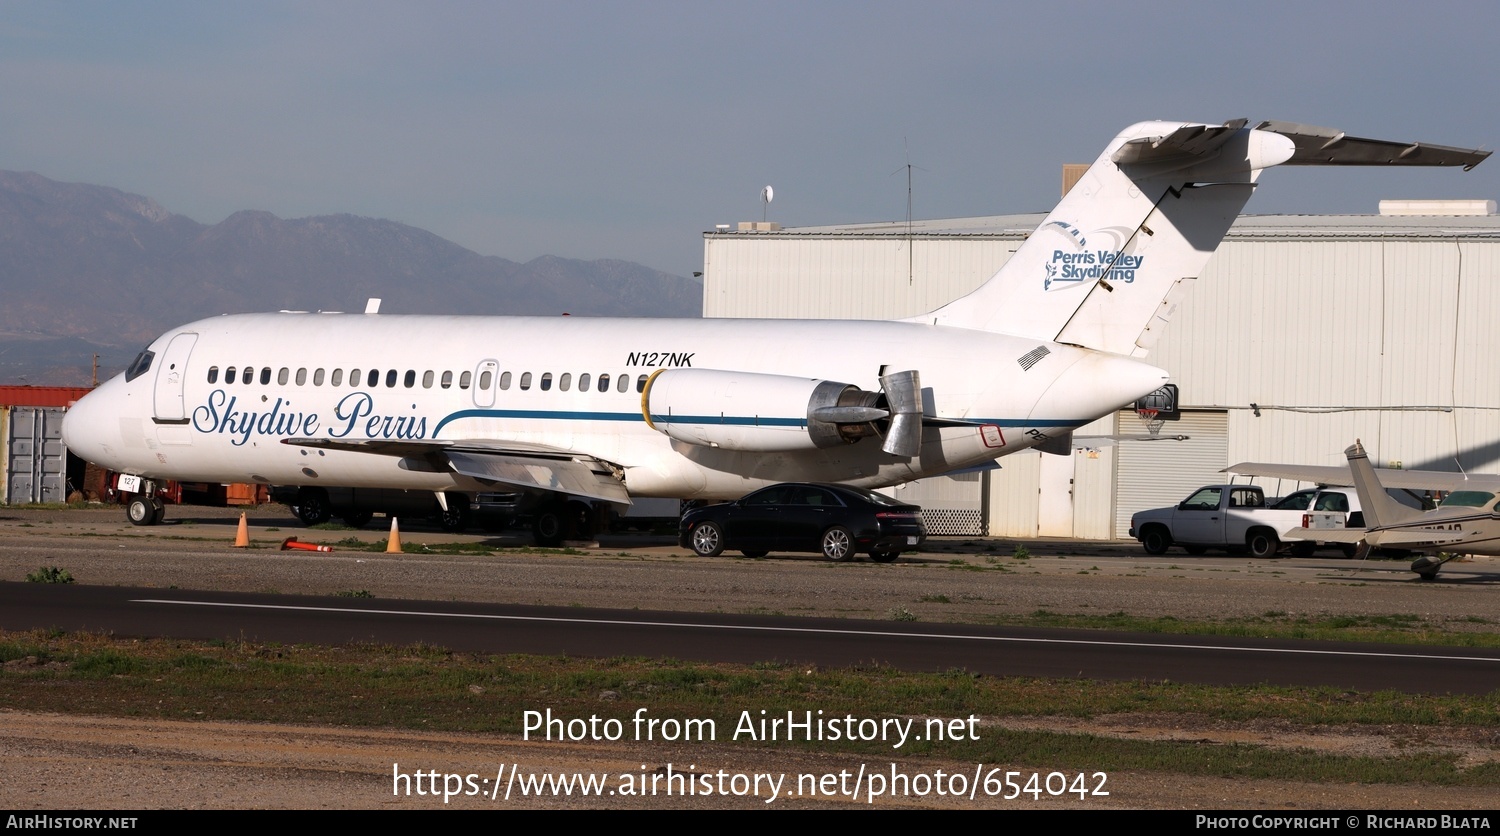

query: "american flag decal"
xmin=1017 ymin=345 xmax=1051 ymax=371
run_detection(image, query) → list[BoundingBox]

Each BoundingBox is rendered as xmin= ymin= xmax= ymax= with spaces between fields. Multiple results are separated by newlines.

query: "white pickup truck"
xmin=1129 ymin=484 xmax=1362 ymax=558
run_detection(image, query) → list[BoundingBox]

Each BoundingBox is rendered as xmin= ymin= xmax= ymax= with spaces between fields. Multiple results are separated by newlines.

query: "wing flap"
xmin=445 ymin=450 xmax=629 ymax=505
xmin=282 ymin=437 xmax=629 ymax=504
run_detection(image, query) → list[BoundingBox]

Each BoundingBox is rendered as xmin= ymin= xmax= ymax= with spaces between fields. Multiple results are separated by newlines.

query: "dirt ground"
xmin=2 ymin=505 xmax=1498 ymax=810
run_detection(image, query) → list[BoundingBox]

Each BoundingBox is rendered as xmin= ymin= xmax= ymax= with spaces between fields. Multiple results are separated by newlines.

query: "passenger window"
xmin=636 ymin=374 xmax=648 ymax=393
xmin=540 ymin=373 xmax=553 ymax=391
xmin=579 ymin=373 xmax=591 ymax=391
xmin=617 ymin=374 xmax=629 ymax=393
xmin=242 ymin=367 xmax=254 ymax=385
xmin=440 ymin=371 xmax=453 ymax=389
xmin=519 ymin=372 xmax=532 ymax=391
xmin=349 ymin=369 xmax=360 ymax=387
xmin=260 ymin=368 xmax=272 ymax=385
xmin=499 ymin=371 xmax=511 ymax=390
xmin=313 ymin=368 xmax=325 ymax=386
xmin=367 ymin=370 xmax=380 ymax=388
xmin=293 ymin=368 xmax=305 ymax=385
xmin=225 ymin=366 xmax=237 ymax=384
xmin=422 ymin=370 xmax=433 ymax=388
xmin=479 ymin=370 xmax=493 ymax=390
xmin=559 ymin=373 xmax=571 ymax=391
xmin=598 ymin=374 xmax=610 ymax=392
xmin=207 ymin=366 xmax=219 ymax=384
xmin=276 ymin=368 xmax=288 ymax=385
xmin=459 ymin=371 xmax=471 ymax=390
xmin=403 ymin=370 xmax=415 ymax=388
xmin=385 ymin=369 xmax=397 ymax=388
xmin=332 ymin=369 xmax=344 ymax=386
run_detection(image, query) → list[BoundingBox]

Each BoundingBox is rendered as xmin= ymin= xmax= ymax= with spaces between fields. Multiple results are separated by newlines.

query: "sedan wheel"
xmin=691 ymin=522 xmax=726 ymax=557
xmin=821 ymin=526 xmax=855 ymax=562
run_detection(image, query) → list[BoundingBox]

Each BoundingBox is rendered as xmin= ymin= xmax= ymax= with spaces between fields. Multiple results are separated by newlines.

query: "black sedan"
xmin=679 ymin=483 xmax=926 ymax=562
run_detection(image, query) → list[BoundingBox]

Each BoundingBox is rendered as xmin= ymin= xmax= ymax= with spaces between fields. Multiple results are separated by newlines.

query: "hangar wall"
xmin=703 ymin=212 xmax=1500 ymax=539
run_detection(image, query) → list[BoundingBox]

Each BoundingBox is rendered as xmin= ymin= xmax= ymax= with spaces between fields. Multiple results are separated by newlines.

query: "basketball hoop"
xmin=1136 ymin=407 xmax=1163 ymax=436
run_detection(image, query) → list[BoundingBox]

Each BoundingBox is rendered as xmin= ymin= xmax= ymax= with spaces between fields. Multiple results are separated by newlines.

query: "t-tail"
xmin=921 ymin=120 xmax=1489 ymax=357
xmin=1344 ymin=439 xmax=1420 ymax=530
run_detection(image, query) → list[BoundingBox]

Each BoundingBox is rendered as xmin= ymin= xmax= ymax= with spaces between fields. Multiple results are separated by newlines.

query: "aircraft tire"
xmin=439 ymin=495 xmax=470 ymax=533
xmin=149 ymin=497 xmax=166 ymax=525
xmin=821 ymin=526 xmax=855 ymax=562
xmin=126 ymin=496 xmax=156 ymax=527
xmin=533 ymin=503 xmax=567 ymax=547
xmin=342 ymin=511 xmax=373 ymax=529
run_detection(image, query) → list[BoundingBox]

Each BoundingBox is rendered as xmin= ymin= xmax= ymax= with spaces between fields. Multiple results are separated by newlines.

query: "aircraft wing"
xmin=1225 ymin=462 xmax=1500 ymax=492
xmin=281 ymin=438 xmax=630 ymax=505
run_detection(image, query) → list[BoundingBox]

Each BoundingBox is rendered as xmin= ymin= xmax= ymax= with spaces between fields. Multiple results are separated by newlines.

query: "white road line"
xmin=131 ymin=598 xmax=1500 ymax=665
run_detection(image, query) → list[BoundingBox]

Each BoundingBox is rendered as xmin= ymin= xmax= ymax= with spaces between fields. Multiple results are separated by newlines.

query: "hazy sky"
xmin=4 ymin=1 xmax=1497 ymax=276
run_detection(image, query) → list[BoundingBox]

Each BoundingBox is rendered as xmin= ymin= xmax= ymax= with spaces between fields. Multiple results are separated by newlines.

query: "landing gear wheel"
xmin=533 ymin=503 xmax=566 ymax=548
xmin=294 ymin=489 xmax=331 ymax=526
xmin=342 ymin=511 xmax=373 ymax=528
xmin=126 ymin=496 xmax=156 ymax=526
xmin=439 ymin=495 xmax=470 ymax=533
xmin=690 ymin=522 xmax=725 ymax=557
xmin=821 ymin=526 xmax=855 ymax=562
xmin=1247 ymin=531 xmax=1280 ymax=559
xmin=870 ymin=548 xmax=900 ymax=563
xmin=149 ymin=497 xmax=166 ymax=525
xmin=1140 ymin=527 xmax=1171 ymax=555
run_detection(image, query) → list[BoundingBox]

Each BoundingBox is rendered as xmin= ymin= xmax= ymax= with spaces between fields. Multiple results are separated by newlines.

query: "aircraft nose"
xmin=61 ymin=382 xmax=120 ymax=468
xmin=1029 ymin=352 xmax=1170 ymax=422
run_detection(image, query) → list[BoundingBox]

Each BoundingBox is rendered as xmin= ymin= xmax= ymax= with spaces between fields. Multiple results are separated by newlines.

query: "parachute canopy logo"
xmin=1038 ymin=220 xmax=1146 ymax=290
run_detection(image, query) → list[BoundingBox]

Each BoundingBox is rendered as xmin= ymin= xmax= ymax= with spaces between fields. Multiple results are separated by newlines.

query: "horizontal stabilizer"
xmin=1256 ymin=121 xmax=1492 ymax=168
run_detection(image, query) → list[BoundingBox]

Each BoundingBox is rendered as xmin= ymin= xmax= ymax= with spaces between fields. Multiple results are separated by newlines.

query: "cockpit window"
xmin=124 ymin=349 xmax=155 ymax=382
xmin=1440 ymin=491 xmax=1496 ymax=508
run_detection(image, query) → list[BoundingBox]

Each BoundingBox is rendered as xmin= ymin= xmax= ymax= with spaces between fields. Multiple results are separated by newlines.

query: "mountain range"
xmin=0 ymin=171 xmax=702 ymax=386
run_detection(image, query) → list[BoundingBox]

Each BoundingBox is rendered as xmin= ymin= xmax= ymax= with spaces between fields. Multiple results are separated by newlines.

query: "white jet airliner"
xmin=60 ymin=119 xmax=1488 ymax=545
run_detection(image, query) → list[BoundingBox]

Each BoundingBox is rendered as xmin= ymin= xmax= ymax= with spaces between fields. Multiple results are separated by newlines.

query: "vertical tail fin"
xmin=922 ymin=120 xmax=1489 ymax=357
xmin=1344 ymin=439 xmax=1419 ymax=529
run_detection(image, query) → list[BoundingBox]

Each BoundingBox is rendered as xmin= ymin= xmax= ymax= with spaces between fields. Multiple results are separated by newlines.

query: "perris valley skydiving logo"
xmin=1039 ymin=220 xmax=1147 ymax=290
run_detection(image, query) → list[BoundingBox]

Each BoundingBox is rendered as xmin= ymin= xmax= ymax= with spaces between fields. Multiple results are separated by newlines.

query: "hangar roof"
xmin=720 ymin=212 xmax=1500 ymax=240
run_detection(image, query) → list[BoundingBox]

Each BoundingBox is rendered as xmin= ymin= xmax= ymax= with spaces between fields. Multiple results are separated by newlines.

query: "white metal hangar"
xmin=701 ymin=201 xmax=1500 ymax=540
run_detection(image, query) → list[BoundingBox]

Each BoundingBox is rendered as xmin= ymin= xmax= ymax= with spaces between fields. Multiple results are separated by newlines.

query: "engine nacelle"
xmin=641 ymin=369 xmax=884 ymax=452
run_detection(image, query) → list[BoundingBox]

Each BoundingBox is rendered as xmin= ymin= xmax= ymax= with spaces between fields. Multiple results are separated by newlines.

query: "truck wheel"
xmin=1140 ymin=526 xmax=1172 ymax=555
xmin=1247 ymin=530 xmax=1280 ymax=559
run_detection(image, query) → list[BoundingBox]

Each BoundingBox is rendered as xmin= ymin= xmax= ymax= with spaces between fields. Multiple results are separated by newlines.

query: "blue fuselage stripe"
xmin=433 ymin=408 xmax=1087 ymax=437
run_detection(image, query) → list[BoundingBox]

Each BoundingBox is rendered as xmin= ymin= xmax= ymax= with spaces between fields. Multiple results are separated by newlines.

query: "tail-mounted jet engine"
xmin=640 ymin=368 xmax=923 ymax=456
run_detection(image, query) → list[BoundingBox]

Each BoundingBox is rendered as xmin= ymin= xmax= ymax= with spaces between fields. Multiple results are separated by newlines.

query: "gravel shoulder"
xmin=3 ymin=505 xmax=1498 ymax=810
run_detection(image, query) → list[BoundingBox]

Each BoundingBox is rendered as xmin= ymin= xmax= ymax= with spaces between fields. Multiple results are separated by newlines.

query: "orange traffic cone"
xmin=233 ymin=512 xmax=249 ymax=548
xmin=281 ymin=537 xmax=333 ymax=553
xmin=386 ymin=517 xmax=402 ymax=554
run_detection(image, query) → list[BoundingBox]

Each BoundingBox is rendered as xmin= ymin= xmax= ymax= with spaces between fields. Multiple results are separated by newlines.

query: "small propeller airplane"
xmin=1230 ymin=441 xmax=1500 ymax=578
